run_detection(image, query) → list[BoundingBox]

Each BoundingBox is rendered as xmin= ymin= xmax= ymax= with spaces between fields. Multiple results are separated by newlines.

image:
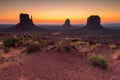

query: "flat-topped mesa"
xmin=87 ymin=15 xmax=100 ymax=26
xmin=85 ymin=15 xmax=105 ymax=30
xmin=5 ymin=13 xmax=42 ymax=32
xmin=63 ymin=19 xmax=73 ymax=27
xmin=20 ymin=13 xmax=33 ymax=25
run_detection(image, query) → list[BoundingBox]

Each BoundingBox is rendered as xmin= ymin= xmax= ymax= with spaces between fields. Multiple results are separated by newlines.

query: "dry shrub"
xmin=25 ymin=41 xmax=40 ymax=53
xmin=3 ymin=37 xmax=21 ymax=48
xmin=51 ymin=40 xmax=77 ymax=52
xmin=87 ymin=45 xmax=97 ymax=53
xmin=22 ymin=34 xmax=33 ymax=40
xmin=88 ymin=55 xmax=108 ymax=69
xmin=38 ymin=39 xmax=50 ymax=47
xmin=20 ymin=34 xmax=33 ymax=46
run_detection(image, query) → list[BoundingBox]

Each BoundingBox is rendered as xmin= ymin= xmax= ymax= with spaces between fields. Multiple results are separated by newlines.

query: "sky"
xmin=0 ymin=0 xmax=120 ymax=24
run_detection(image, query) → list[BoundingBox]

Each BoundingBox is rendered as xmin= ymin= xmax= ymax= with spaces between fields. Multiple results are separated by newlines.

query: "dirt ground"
xmin=0 ymin=33 xmax=120 ymax=80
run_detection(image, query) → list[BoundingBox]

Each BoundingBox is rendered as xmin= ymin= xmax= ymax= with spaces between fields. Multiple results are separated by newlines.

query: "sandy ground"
xmin=0 ymin=45 xmax=120 ymax=80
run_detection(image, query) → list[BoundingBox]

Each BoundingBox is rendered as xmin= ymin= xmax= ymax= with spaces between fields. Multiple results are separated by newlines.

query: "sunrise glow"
xmin=0 ymin=0 xmax=120 ymax=24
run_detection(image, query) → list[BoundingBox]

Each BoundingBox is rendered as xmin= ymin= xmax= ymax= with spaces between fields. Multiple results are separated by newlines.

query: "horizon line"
xmin=0 ymin=23 xmax=120 ymax=25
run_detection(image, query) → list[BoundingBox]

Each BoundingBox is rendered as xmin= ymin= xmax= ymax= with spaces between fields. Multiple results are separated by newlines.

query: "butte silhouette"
xmin=63 ymin=19 xmax=74 ymax=28
xmin=82 ymin=15 xmax=106 ymax=30
xmin=5 ymin=13 xmax=41 ymax=32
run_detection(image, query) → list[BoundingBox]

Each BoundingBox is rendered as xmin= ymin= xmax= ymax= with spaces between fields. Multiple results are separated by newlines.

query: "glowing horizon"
xmin=0 ymin=0 xmax=120 ymax=24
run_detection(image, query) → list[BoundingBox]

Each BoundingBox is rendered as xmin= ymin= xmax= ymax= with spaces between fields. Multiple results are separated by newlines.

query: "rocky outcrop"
xmin=83 ymin=15 xmax=106 ymax=30
xmin=63 ymin=19 xmax=74 ymax=27
xmin=20 ymin=13 xmax=33 ymax=25
xmin=87 ymin=15 xmax=100 ymax=26
xmin=5 ymin=13 xmax=42 ymax=32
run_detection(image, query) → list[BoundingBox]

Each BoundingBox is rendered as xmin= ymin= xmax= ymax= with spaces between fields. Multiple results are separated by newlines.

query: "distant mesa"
xmin=20 ymin=13 xmax=33 ymax=25
xmin=87 ymin=15 xmax=100 ymax=26
xmin=5 ymin=13 xmax=41 ymax=32
xmin=63 ymin=19 xmax=74 ymax=27
xmin=82 ymin=15 xmax=106 ymax=30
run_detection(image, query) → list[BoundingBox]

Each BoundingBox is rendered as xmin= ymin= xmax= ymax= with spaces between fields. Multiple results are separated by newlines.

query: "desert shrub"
xmin=20 ymin=34 xmax=33 ymax=46
xmin=38 ymin=39 xmax=48 ymax=46
xmin=55 ymin=45 xmax=73 ymax=52
xmin=88 ymin=55 xmax=108 ymax=69
xmin=23 ymin=34 xmax=33 ymax=39
xmin=37 ymin=39 xmax=55 ymax=47
xmin=21 ymin=39 xmax=33 ymax=46
xmin=65 ymin=38 xmax=89 ymax=46
xmin=114 ymin=50 xmax=120 ymax=60
xmin=52 ymin=40 xmax=77 ymax=52
xmin=3 ymin=37 xmax=21 ymax=48
xmin=25 ymin=42 xmax=40 ymax=53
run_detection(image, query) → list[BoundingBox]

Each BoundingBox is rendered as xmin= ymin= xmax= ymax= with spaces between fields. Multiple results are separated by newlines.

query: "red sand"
xmin=0 ymin=46 xmax=120 ymax=80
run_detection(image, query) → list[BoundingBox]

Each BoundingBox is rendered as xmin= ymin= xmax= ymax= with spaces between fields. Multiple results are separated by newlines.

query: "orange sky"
xmin=0 ymin=0 xmax=120 ymax=24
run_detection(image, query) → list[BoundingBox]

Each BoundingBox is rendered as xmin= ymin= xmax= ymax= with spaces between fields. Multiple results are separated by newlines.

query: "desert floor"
xmin=0 ymin=33 xmax=120 ymax=80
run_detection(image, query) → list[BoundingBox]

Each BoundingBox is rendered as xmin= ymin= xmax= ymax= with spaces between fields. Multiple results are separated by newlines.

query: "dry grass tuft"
xmin=88 ymin=55 xmax=108 ymax=69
